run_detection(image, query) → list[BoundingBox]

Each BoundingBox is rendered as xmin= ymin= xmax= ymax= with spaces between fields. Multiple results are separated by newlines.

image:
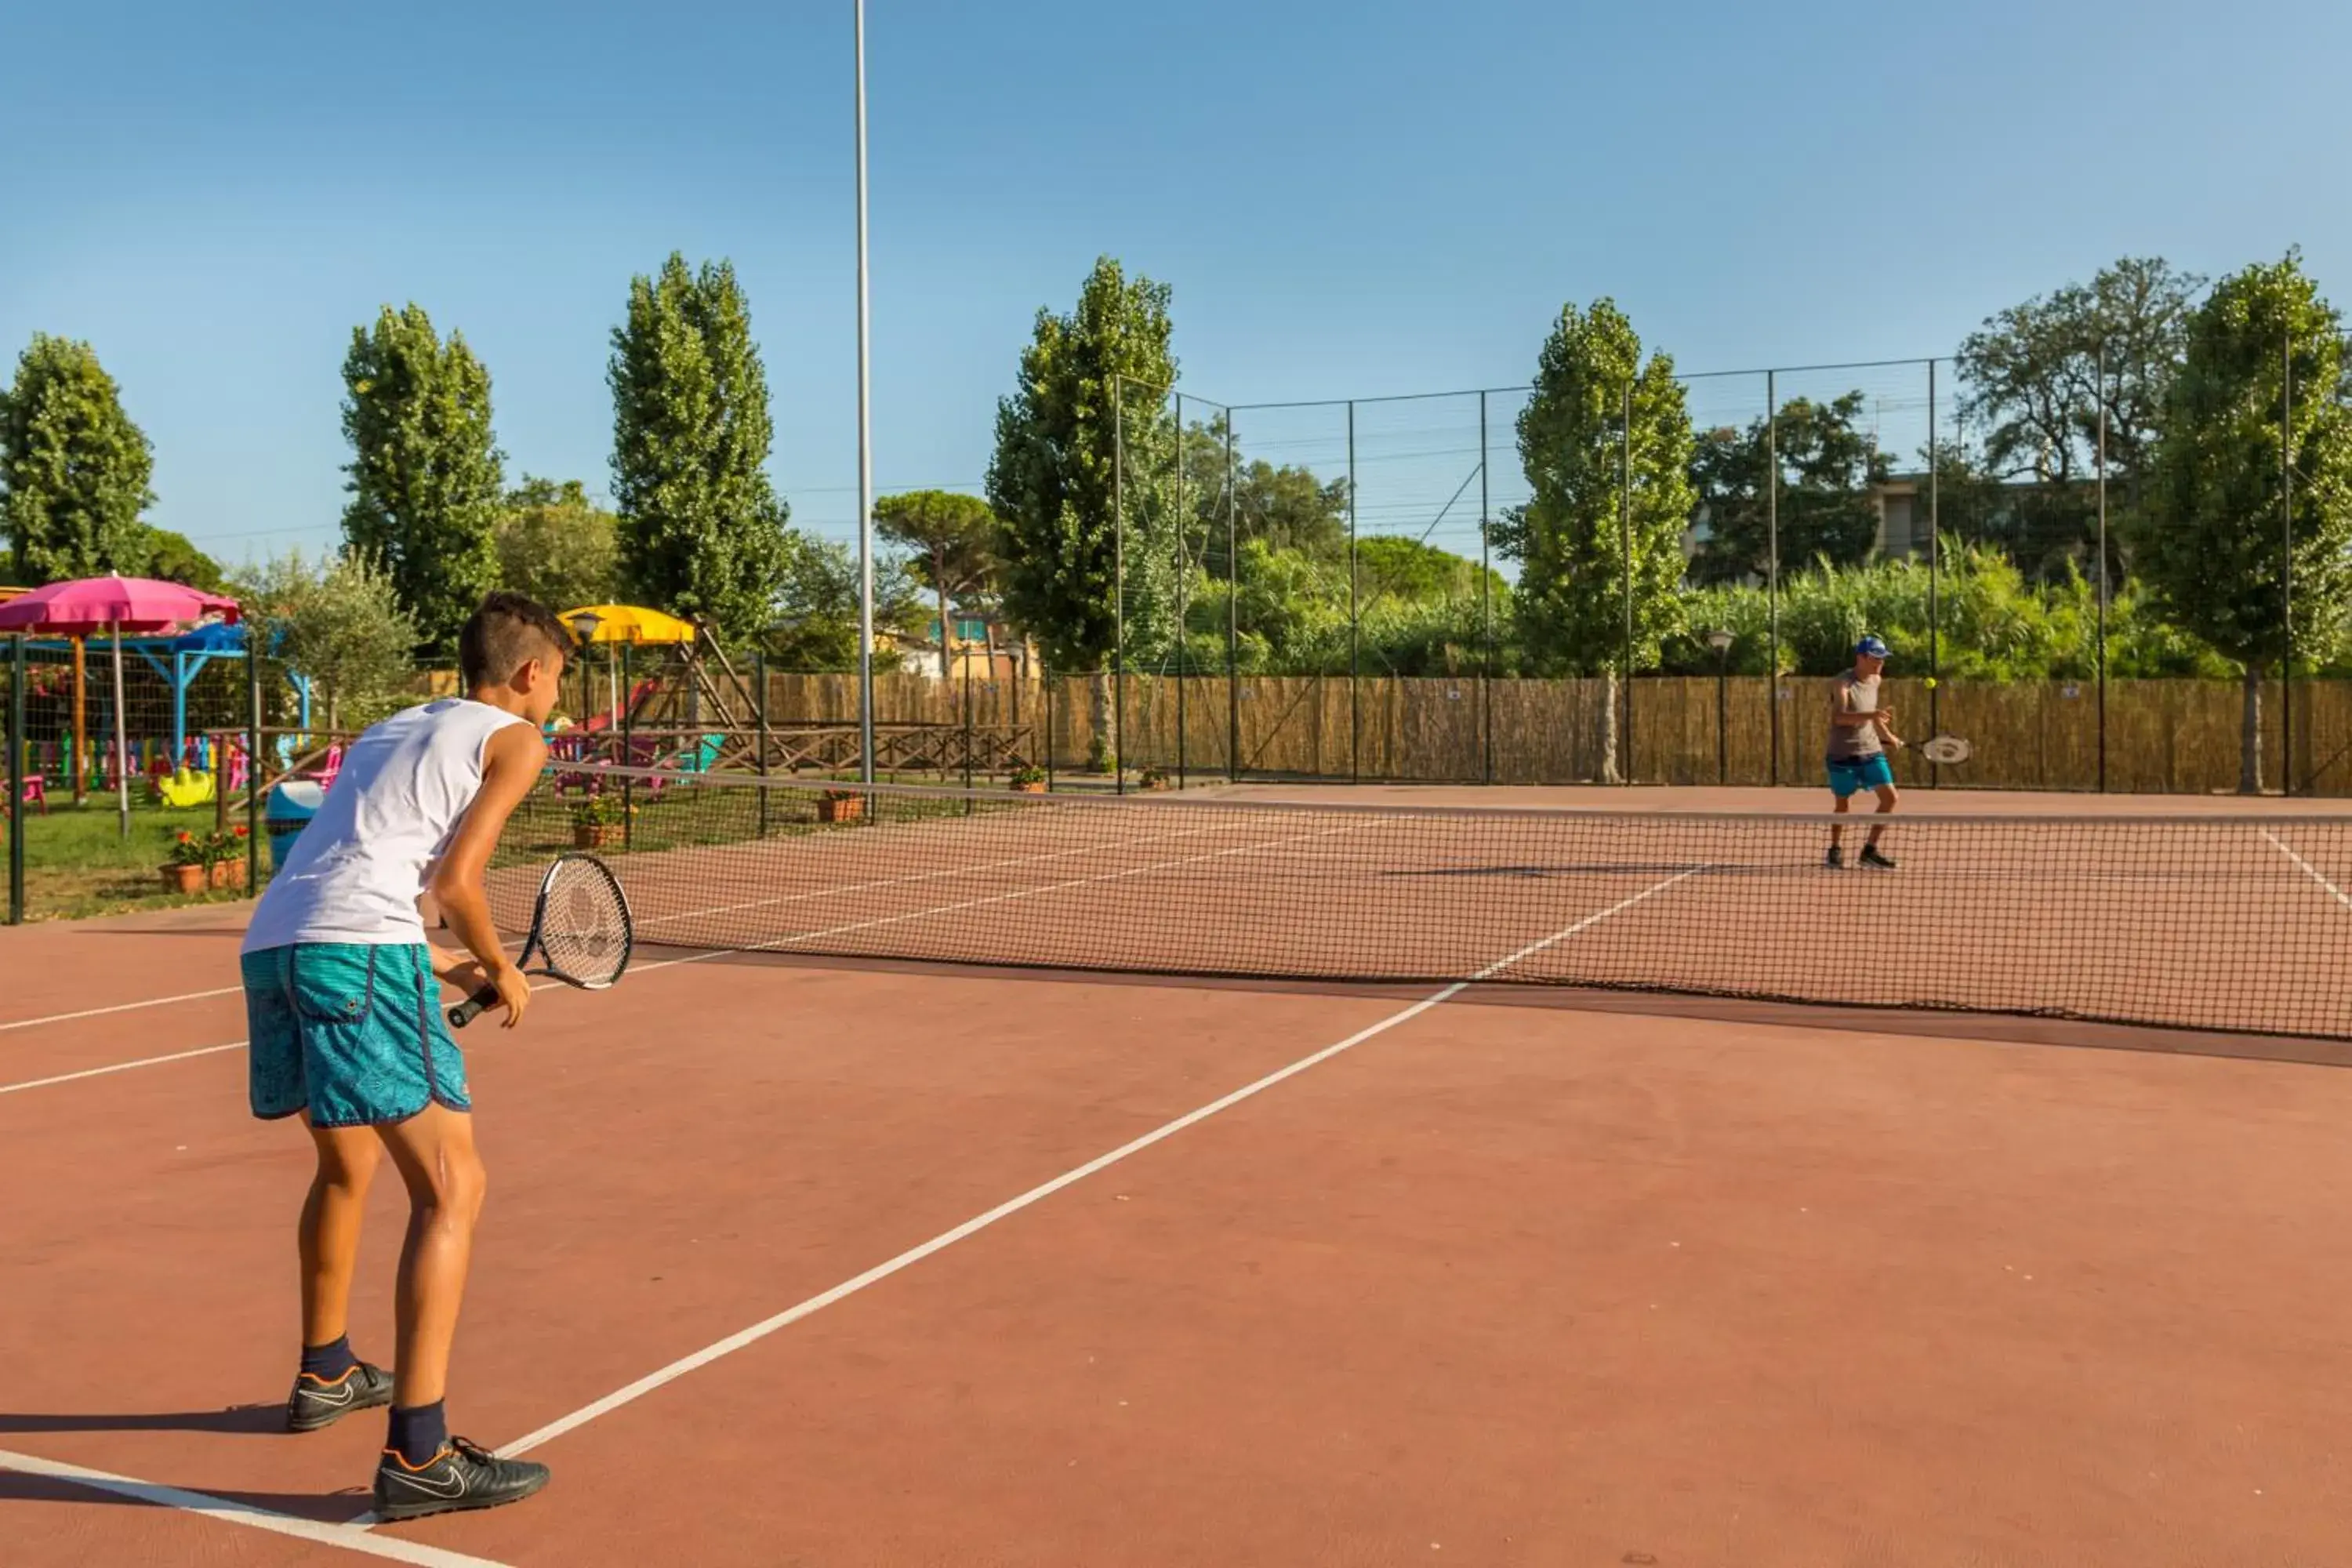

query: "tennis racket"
xmin=1917 ymin=735 xmax=1973 ymax=766
xmin=447 ymin=854 xmax=633 ymax=1029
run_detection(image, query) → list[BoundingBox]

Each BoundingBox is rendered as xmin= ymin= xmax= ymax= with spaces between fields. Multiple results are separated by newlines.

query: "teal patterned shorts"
xmin=241 ymin=944 xmax=471 ymax=1128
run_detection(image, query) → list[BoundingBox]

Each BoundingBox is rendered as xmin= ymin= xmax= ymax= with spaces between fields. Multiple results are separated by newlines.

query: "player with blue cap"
xmin=1824 ymin=634 xmax=1904 ymax=869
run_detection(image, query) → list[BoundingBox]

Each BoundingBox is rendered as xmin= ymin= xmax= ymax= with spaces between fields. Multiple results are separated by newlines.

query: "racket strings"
xmin=536 ymin=867 xmax=630 ymax=985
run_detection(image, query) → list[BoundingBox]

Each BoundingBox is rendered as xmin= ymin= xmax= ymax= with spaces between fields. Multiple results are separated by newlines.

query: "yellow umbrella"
xmin=557 ymin=604 xmax=698 ymax=645
xmin=557 ymin=605 xmax=698 ymax=731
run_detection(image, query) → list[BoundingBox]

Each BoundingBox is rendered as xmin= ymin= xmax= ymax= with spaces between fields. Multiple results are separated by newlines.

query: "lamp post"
xmin=566 ymin=612 xmax=612 ymax=753
xmin=1705 ymin=629 xmax=1735 ymax=786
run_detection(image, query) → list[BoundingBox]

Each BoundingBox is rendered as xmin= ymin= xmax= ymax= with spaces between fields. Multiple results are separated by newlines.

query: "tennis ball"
xmin=1922 ymin=676 xmax=1939 ymax=690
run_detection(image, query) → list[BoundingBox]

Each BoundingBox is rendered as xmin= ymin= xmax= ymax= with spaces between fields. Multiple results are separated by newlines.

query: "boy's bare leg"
xmin=1829 ymin=793 xmax=1850 ymax=850
xmin=376 ymin=1102 xmax=487 ymax=1410
xmin=366 ymin=1099 xmax=546 ymax=1523
xmin=300 ymin=1121 xmax=381 ymax=1348
xmin=1867 ymin=782 xmax=1899 ymax=847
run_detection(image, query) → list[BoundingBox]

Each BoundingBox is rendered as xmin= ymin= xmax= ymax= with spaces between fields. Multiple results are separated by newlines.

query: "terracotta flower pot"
xmin=1011 ymin=780 xmax=1047 ymax=795
xmin=574 ymin=823 xmax=619 ymax=849
xmin=209 ymin=858 xmax=249 ymax=891
xmin=817 ymin=794 xmax=865 ymax=823
xmin=162 ymin=863 xmax=205 ymax=895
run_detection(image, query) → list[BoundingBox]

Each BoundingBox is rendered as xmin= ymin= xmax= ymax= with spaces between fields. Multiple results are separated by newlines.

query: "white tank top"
xmin=242 ymin=699 xmax=533 ymax=953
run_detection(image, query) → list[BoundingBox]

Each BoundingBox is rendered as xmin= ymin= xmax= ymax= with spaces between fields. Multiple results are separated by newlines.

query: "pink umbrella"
xmin=0 ymin=575 xmax=243 ymax=834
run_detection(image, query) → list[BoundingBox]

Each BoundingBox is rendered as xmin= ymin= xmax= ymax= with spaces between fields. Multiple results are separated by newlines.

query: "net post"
xmin=1479 ymin=388 xmax=1494 ymax=786
xmin=620 ymin=642 xmax=635 ymax=850
xmin=1174 ymin=389 xmax=1187 ymax=792
xmin=1226 ymin=410 xmax=1240 ymax=782
xmin=754 ymin=648 xmax=770 ymax=837
xmin=246 ymin=641 xmax=262 ymax=896
xmin=8 ymin=634 xmax=24 ymax=925
xmin=1620 ymin=375 xmax=1635 ymax=786
xmin=2096 ymin=342 xmax=2108 ymax=793
xmin=1766 ymin=368 xmax=1780 ymax=788
xmin=1114 ymin=374 xmax=1126 ymax=794
xmin=1929 ymin=357 xmax=1941 ymax=789
xmin=1347 ymin=398 xmax=1359 ymax=786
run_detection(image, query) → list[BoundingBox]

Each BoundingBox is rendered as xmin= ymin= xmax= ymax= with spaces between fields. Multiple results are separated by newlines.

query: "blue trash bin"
xmin=265 ymin=780 xmax=325 ymax=876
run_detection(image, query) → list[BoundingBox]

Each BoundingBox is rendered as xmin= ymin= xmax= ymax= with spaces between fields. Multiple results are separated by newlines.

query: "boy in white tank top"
xmin=240 ymin=592 xmax=567 ymax=1522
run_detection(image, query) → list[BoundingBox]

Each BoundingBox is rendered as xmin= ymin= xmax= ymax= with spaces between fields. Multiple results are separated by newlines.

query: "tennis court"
xmin=6 ymin=781 xmax=2352 ymax=1566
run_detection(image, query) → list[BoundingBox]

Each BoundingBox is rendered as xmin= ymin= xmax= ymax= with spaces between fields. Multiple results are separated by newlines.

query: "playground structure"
xmin=9 ymin=622 xmax=318 ymax=808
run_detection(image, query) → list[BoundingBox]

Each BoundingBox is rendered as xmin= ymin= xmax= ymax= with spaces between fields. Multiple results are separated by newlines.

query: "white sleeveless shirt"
xmin=242 ymin=699 xmax=533 ymax=953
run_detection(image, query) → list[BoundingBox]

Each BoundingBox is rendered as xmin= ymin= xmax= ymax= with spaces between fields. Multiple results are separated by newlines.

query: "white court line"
xmin=641 ymin=818 xmax=1378 ymax=977
xmin=0 ymin=984 xmax=244 ymax=1035
xmin=2262 ymin=827 xmax=2352 ymax=911
xmin=0 ymin=1445 xmax=513 ymax=1567
xmin=0 ymin=1040 xmax=250 ymax=1098
xmin=476 ymin=866 xmax=1708 ymax=1469
xmin=632 ymin=816 xmax=1253 ymax=930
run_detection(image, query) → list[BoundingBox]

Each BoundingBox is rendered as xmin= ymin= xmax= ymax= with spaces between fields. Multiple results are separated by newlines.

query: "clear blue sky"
xmin=4 ymin=0 xmax=2347 ymax=570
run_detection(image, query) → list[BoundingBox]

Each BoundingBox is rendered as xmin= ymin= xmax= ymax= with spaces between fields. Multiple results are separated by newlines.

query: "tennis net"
xmin=486 ymin=765 xmax=2352 ymax=1040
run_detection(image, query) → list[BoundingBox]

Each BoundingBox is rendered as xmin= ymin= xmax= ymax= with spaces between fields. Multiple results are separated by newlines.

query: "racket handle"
xmin=447 ymin=984 xmax=499 ymax=1030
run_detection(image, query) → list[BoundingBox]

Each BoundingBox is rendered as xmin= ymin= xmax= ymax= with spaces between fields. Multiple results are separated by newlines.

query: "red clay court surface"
xmin=5 ymin=784 xmax=2352 ymax=1566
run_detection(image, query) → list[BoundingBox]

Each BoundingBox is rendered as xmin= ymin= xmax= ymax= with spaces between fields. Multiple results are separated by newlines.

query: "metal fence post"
xmin=1766 ymin=368 xmax=1780 ymax=788
xmin=1347 ymin=398 xmax=1359 ymax=785
xmin=1174 ymin=390 xmax=1187 ymax=790
xmin=620 ymin=642 xmax=635 ymax=849
xmin=2096 ymin=343 xmax=2108 ymax=793
xmin=1620 ymin=376 xmax=1635 ymax=785
xmin=1928 ymin=358 xmax=1941 ymax=788
xmin=754 ymin=648 xmax=770 ymax=837
xmin=2283 ymin=325 xmax=2296 ymax=795
xmin=1226 ymin=412 xmax=1240 ymax=782
xmin=1113 ymin=375 xmax=1126 ymax=793
xmin=247 ymin=644 xmax=263 ymax=894
xmin=1479 ymin=389 xmax=1494 ymax=786
xmin=8 ymin=636 xmax=24 ymax=925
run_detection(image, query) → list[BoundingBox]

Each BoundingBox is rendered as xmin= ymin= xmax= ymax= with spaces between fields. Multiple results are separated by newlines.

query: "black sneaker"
xmin=1824 ymin=845 xmax=1846 ymax=870
xmin=286 ymin=1362 xmax=394 ymax=1433
xmin=373 ymin=1436 xmax=550 ymax=1523
xmin=1860 ymin=845 xmax=1899 ymax=870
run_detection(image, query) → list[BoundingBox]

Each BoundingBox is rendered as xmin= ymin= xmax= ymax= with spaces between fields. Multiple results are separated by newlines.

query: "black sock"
xmin=386 ymin=1402 xmax=448 ymax=1468
xmin=299 ymin=1335 xmax=358 ymax=1382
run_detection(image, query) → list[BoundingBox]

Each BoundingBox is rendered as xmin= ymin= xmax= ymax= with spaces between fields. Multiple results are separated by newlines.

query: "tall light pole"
xmin=853 ymin=0 xmax=876 ymax=785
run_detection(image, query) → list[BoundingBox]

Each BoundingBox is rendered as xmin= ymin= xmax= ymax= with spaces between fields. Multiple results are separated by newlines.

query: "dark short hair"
xmin=460 ymin=591 xmax=572 ymax=689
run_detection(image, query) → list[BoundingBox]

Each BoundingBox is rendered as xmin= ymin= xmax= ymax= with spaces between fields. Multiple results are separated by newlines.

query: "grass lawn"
xmin=4 ymin=795 xmax=267 ymax=921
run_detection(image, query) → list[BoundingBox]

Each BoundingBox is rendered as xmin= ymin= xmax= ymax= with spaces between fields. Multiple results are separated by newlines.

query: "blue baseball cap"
xmin=1855 ymin=634 xmax=1890 ymax=659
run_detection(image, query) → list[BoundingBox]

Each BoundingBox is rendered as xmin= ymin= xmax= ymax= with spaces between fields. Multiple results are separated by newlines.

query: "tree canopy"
xmin=986 ymin=256 xmax=1180 ymax=673
xmin=2134 ymin=253 xmax=2352 ymax=789
xmin=873 ymin=489 xmax=1000 ymax=677
xmin=609 ymin=254 xmax=793 ymax=644
xmin=1494 ymin=299 xmax=1695 ymax=678
xmin=0 ymin=334 xmax=156 ymax=585
xmin=495 ymin=476 xmax=619 ymax=612
xmin=339 ymin=305 xmax=504 ymax=656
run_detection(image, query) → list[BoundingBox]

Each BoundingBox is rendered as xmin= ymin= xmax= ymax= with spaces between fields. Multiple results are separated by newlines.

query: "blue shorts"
xmin=1826 ymin=753 xmax=1895 ymax=798
xmin=241 ymin=943 xmax=470 ymax=1128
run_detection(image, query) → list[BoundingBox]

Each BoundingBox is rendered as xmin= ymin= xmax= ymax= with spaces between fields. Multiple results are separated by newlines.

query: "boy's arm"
xmin=427 ymin=724 xmax=549 ymax=1029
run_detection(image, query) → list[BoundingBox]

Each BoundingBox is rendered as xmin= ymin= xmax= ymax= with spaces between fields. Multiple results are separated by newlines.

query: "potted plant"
xmin=570 ymin=791 xmax=628 ymax=848
xmin=817 ymin=787 xmax=866 ymax=823
xmin=1008 ymin=765 xmax=1047 ymax=796
xmin=1138 ymin=766 xmax=1171 ymax=792
xmin=161 ymin=831 xmax=207 ymax=895
xmin=208 ymin=826 xmax=252 ymax=891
